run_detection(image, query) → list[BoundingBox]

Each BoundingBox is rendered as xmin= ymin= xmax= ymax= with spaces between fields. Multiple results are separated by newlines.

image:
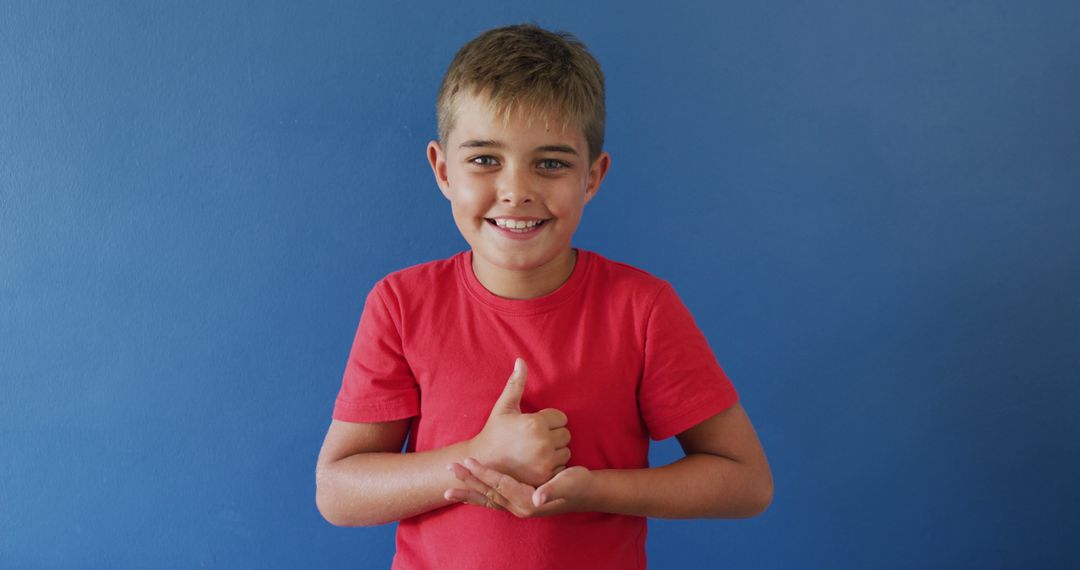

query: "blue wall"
xmin=3 ymin=1 xmax=1078 ymax=568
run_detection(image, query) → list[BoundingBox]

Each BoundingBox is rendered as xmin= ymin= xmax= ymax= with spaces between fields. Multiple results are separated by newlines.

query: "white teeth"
xmin=493 ymin=218 xmax=543 ymax=229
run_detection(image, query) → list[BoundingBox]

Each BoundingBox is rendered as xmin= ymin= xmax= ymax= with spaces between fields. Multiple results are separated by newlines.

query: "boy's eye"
xmin=470 ymin=156 xmax=499 ymax=167
xmin=538 ymin=159 xmax=569 ymax=170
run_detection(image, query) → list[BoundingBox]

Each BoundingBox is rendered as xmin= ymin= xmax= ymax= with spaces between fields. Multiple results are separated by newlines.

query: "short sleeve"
xmin=639 ymin=281 xmax=739 ymax=440
xmin=332 ymin=280 xmax=420 ymax=423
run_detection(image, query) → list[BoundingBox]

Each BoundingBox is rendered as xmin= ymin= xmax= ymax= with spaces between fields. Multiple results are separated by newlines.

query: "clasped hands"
xmin=445 ymin=358 xmax=594 ymax=518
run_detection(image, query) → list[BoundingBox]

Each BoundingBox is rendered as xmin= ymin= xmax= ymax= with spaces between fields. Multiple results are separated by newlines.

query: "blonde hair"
xmin=436 ymin=24 xmax=606 ymax=163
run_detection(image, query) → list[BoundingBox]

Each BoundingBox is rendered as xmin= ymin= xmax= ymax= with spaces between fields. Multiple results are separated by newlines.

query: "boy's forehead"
xmin=448 ymin=92 xmax=586 ymax=151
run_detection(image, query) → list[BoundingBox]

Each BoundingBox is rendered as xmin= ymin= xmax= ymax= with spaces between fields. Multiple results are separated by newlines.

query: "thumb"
xmin=492 ymin=357 xmax=527 ymax=414
xmin=533 ymin=469 xmax=573 ymax=508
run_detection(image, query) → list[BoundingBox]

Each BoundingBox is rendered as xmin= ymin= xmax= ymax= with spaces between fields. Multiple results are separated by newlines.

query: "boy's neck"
xmin=471 ymin=248 xmax=578 ymax=300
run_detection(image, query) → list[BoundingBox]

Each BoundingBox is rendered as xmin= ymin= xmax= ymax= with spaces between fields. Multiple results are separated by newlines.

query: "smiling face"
xmin=427 ymin=92 xmax=611 ymax=298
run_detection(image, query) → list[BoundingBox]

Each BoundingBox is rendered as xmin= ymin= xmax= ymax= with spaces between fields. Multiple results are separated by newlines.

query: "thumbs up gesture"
xmin=468 ymin=358 xmax=572 ymax=487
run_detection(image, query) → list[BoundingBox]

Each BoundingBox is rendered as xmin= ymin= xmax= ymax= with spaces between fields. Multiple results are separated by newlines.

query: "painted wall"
xmin=2 ymin=1 xmax=1077 ymax=567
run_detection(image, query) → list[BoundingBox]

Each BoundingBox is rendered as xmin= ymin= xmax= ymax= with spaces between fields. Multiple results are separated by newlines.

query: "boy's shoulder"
xmin=585 ymin=249 xmax=674 ymax=309
xmin=587 ymin=250 xmax=663 ymax=281
xmin=587 ymin=249 xmax=669 ymax=288
xmin=371 ymin=252 xmax=462 ymax=296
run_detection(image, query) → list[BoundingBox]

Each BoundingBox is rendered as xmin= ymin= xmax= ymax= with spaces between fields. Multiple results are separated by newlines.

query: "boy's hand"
xmin=467 ymin=358 xmax=572 ymax=487
xmin=444 ymin=458 xmax=594 ymax=518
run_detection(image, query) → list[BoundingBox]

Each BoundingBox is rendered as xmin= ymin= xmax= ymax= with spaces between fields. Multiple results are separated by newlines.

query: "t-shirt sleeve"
xmin=332 ymin=280 xmax=420 ymax=423
xmin=639 ymin=281 xmax=740 ymax=441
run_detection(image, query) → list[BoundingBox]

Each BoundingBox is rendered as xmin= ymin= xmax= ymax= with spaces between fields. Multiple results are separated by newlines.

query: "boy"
xmin=316 ymin=23 xmax=773 ymax=569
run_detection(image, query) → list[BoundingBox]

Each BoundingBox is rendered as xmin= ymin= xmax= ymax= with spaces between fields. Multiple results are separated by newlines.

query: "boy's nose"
xmin=499 ymin=190 xmax=533 ymax=205
xmin=496 ymin=167 xmax=535 ymax=205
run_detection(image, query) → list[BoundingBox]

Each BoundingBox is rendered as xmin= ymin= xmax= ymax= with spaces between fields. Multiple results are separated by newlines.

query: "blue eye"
xmin=470 ymin=156 xmax=498 ymax=167
xmin=539 ymin=159 xmax=569 ymax=170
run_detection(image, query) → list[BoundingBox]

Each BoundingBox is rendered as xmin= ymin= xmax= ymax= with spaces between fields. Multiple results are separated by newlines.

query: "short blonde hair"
xmin=436 ymin=24 xmax=606 ymax=163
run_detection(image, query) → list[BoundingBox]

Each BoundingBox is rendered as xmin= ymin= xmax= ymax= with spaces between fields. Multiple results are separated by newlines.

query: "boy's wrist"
xmin=463 ymin=437 xmax=493 ymax=469
xmin=576 ymin=469 xmax=644 ymax=516
xmin=581 ymin=469 xmax=611 ymax=513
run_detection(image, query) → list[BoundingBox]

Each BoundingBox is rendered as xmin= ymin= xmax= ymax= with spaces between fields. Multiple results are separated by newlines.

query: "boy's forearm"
xmin=316 ymin=440 xmax=473 ymax=526
xmin=587 ymin=453 xmax=773 ymax=519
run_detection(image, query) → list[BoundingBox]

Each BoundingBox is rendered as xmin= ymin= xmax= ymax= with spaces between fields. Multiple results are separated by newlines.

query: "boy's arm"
xmin=447 ymin=401 xmax=773 ymax=519
xmin=315 ymin=418 xmax=472 ymax=526
xmin=590 ymin=401 xmax=773 ymax=518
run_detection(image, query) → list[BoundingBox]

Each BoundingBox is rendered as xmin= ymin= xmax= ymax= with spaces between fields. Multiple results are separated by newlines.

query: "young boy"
xmin=316 ymin=23 xmax=773 ymax=569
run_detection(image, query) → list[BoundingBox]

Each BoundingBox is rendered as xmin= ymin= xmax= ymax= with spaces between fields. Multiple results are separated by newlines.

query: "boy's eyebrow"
xmin=459 ymin=139 xmax=502 ymax=151
xmin=535 ymin=144 xmax=579 ymax=156
xmin=459 ymin=139 xmax=579 ymax=156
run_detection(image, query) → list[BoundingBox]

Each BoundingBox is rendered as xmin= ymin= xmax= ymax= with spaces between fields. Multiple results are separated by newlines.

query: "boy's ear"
xmin=427 ymin=140 xmax=451 ymax=199
xmin=584 ymin=151 xmax=611 ymax=205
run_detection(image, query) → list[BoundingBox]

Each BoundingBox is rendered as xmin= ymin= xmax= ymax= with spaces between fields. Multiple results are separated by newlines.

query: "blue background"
xmin=2 ymin=1 xmax=1078 ymax=568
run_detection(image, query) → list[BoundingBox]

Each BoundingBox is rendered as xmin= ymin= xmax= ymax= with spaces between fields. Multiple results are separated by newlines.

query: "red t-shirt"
xmin=333 ymin=248 xmax=739 ymax=569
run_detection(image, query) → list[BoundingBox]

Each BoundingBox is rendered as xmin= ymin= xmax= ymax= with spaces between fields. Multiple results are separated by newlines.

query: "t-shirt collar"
xmin=457 ymin=248 xmax=592 ymax=315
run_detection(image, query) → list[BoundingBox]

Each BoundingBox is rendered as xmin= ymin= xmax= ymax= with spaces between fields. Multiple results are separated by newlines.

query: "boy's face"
xmin=427 ymin=93 xmax=610 ymax=278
